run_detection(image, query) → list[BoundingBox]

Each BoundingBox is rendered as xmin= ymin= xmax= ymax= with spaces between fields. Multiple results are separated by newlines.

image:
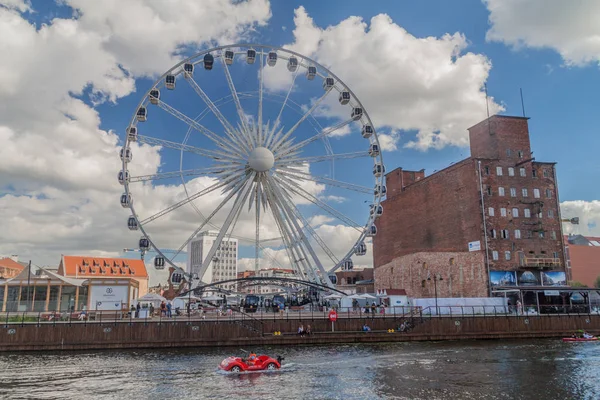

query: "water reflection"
xmin=0 ymin=340 xmax=598 ymax=399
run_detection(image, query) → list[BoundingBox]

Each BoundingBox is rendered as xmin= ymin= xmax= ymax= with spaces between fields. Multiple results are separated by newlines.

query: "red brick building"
xmin=374 ymin=115 xmax=567 ymax=299
xmin=565 ymin=235 xmax=600 ymax=288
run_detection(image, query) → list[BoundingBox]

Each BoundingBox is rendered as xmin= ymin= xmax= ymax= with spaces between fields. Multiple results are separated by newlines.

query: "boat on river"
xmin=562 ymin=337 xmax=598 ymax=342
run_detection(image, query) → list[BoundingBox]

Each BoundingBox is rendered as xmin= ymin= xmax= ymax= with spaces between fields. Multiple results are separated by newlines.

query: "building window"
xmin=510 ymin=188 xmax=517 ymax=197
xmin=490 ymin=229 xmax=497 ymax=239
xmin=539 ymin=231 xmax=545 ymax=238
xmin=488 ymin=207 xmax=495 ymax=216
xmin=518 ymin=150 xmax=523 ymax=159
xmin=543 ymin=169 xmax=550 ymax=178
xmin=500 ymin=208 xmax=507 ymax=217
xmin=524 ymin=209 xmax=531 ymax=218
xmin=492 ymin=251 xmax=499 ymax=261
xmin=506 ymin=149 xmax=512 ymax=157
xmin=498 ymin=187 xmax=505 ymax=196
xmin=519 ymin=168 xmax=526 ymax=177
xmin=521 ymin=188 xmax=527 ymax=197
xmin=527 ymin=230 xmax=533 ymax=239
xmin=553 ymin=252 xmax=559 ymax=259
xmin=532 ymin=169 xmax=537 ymax=178
xmin=533 ymin=188 xmax=540 ymax=198
xmin=551 ymin=231 xmax=557 ymax=240
xmin=496 ymin=166 xmax=503 ymax=176
xmin=505 ymin=251 xmax=511 ymax=260
xmin=486 ymin=186 xmax=492 ymax=196
xmin=508 ymin=167 xmax=515 ymax=176
xmin=501 ymin=229 xmax=510 ymax=239
xmin=449 ymin=258 xmax=455 ymax=265
xmin=515 ymin=229 xmax=521 ymax=239
xmin=538 ymin=211 xmax=543 ymax=218
xmin=546 ymin=189 xmax=552 ymax=198
xmin=484 ymin=166 xmax=490 ymax=175
xmin=548 ymin=209 xmax=554 ymax=218
xmin=512 ymin=208 xmax=519 ymax=218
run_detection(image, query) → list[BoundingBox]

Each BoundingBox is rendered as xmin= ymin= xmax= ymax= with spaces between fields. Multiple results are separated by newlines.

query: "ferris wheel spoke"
xmin=184 ymin=75 xmax=251 ymax=156
xmin=271 ymin=89 xmax=333 ymax=154
xmin=277 ymin=167 xmax=373 ymax=194
xmin=273 ymin=174 xmax=363 ymax=232
xmin=196 ymin=175 xmax=255 ymax=280
xmin=156 ymin=100 xmax=240 ymax=156
xmin=258 ymin=48 xmax=264 ymax=148
xmin=276 ymin=151 xmax=370 ymax=167
xmin=220 ymin=55 xmax=252 ymax=147
xmin=129 ymin=165 xmax=243 ymax=183
xmin=137 ymin=135 xmax=244 ymax=163
xmin=266 ymin=68 xmax=300 ymax=148
xmin=140 ymin=177 xmax=235 ymax=226
xmin=267 ymin=175 xmax=333 ymax=287
xmin=276 ymin=118 xmax=356 ymax=159
xmin=170 ymin=173 xmax=251 ymax=261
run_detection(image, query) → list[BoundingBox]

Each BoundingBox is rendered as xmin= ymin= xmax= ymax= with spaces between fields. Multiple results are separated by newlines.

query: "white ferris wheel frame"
xmin=120 ymin=43 xmax=385 ymax=289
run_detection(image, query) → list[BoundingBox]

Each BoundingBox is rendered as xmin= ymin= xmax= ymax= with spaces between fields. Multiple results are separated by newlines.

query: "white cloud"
xmin=308 ymin=215 xmax=334 ymax=227
xmin=377 ymin=130 xmax=400 ymax=152
xmin=561 ymin=200 xmax=600 ymax=236
xmin=485 ymin=0 xmax=600 ymax=67
xmin=267 ymin=6 xmax=502 ymax=150
xmin=327 ymin=124 xmax=351 ymax=138
xmin=318 ymin=195 xmax=347 ymax=204
xmin=0 ymin=0 xmax=30 ymax=12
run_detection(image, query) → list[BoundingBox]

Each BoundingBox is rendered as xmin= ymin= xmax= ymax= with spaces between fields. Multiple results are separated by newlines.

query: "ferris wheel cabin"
xmin=354 ymin=242 xmax=367 ymax=256
xmin=127 ymin=126 xmax=137 ymax=142
xmin=247 ymin=48 xmax=256 ymax=64
xmin=369 ymin=144 xmax=380 ymax=157
xmin=204 ymin=54 xmax=214 ymax=70
xmin=366 ymin=224 xmax=377 ymax=237
xmin=120 ymin=147 xmax=132 ymax=163
xmin=165 ymin=74 xmax=176 ymax=90
xmin=323 ymin=77 xmax=334 ymax=91
xmin=339 ymin=91 xmax=351 ymax=105
xmin=362 ymin=125 xmax=373 ymax=139
xmin=127 ymin=216 xmax=138 ymax=231
xmin=351 ymin=107 xmax=363 ymax=121
xmin=370 ymin=204 xmax=383 ymax=218
xmin=287 ymin=56 xmax=298 ymax=72
xmin=224 ymin=50 xmax=234 ymax=65
xmin=136 ymin=107 xmax=147 ymax=122
xmin=149 ymin=89 xmax=160 ymax=105
xmin=120 ymin=193 xmax=132 ymax=208
xmin=183 ymin=63 xmax=194 ymax=78
xmin=267 ymin=51 xmax=277 ymax=66
xmin=306 ymin=66 xmax=316 ymax=80
xmin=374 ymin=184 xmax=387 ymax=196
xmin=341 ymin=259 xmax=354 ymax=271
xmin=139 ymin=237 xmax=150 ymax=251
xmin=373 ymin=163 xmax=385 ymax=177
xmin=118 ymin=170 xmax=129 ymax=185
xmin=154 ymin=256 xmax=166 ymax=270
xmin=329 ymin=274 xmax=337 ymax=284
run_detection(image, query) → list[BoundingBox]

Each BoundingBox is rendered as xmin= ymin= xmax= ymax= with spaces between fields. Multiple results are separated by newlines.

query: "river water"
xmin=0 ymin=339 xmax=598 ymax=400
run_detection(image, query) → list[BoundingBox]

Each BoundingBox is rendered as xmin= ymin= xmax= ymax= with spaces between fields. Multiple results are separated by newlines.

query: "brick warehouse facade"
xmin=374 ymin=115 xmax=567 ymax=298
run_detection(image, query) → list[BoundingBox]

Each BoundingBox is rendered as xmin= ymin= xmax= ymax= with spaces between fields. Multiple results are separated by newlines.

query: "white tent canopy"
xmin=136 ymin=293 xmax=166 ymax=304
xmin=362 ymin=294 xmax=377 ymax=299
xmin=202 ymin=295 xmax=224 ymax=302
xmin=324 ymin=294 xmax=343 ymax=299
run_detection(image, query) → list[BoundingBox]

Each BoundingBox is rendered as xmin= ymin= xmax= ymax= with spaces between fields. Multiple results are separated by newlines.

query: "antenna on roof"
xmin=520 ymin=88 xmax=526 ymax=117
xmin=484 ymin=83 xmax=490 ymax=119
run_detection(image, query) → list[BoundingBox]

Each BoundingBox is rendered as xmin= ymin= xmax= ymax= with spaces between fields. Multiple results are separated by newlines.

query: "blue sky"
xmin=0 ymin=0 xmax=598 ymax=283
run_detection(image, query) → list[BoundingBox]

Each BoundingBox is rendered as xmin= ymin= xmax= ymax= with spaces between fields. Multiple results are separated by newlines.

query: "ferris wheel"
xmin=119 ymin=44 xmax=385 ymax=289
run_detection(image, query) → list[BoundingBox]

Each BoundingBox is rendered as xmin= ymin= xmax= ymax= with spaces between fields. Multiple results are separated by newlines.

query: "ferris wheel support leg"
xmin=197 ymin=175 xmax=255 ymax=282
xmin=268 ymin=176 xmax=334 ymax=288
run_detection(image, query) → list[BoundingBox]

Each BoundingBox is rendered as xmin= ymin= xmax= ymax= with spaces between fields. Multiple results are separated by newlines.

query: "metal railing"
xmin=522 ymin=257 xmax=561 ymax=267
xmin=1 ymin=304 xmax=598 ymax=325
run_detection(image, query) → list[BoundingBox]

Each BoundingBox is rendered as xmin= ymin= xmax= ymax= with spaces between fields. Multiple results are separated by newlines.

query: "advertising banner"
xmin=468 ymin=241 xmax=481 ymax=252
xmin=541 ymin=271 xmax=567 ymax=287
xmin=489 ymin=271 xmax=517 ymax=287
xmin=90 ymin=285 xmax=128 ymax=310
xmin=517 ymin=270 xmax=541 ymax=286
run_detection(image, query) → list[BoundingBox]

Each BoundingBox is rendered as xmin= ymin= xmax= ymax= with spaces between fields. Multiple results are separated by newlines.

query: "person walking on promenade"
xmin=136 ymin=302 xmax=141 ymax=318
xmin=160 ymin=301 xmax=166 ymax=317
xmin=166 ymin=302 xmax=172 ymax=318
xmin=516 ymin=300 xmax=523 ymax=316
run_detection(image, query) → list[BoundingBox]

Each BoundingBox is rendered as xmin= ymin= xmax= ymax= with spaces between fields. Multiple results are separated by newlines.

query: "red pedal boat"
xmin=219 ymin=355 xmax=283 ymax=372
xmin=562 ymin=337 xmax=598 ymax=342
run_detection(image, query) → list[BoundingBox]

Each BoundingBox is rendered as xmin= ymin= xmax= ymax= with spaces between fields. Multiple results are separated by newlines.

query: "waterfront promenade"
xmin=1 ymin=306 xmax=598 ymax=352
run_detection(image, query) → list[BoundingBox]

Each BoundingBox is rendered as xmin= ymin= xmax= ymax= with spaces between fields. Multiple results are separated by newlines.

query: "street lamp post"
xmin=427 ymin=274 xmax=443 ymax=315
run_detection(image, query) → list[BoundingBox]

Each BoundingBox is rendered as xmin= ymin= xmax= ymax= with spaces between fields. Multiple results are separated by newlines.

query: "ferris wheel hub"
xmin=248 ymin=146 xmax=275 ymax=172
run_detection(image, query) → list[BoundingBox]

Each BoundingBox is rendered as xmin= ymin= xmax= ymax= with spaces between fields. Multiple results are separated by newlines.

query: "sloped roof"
xmin=0 ymin=258 xmax=25 ymax=272
xmin=6 ymin=266 xmax=87 ymax=286
xmin=61 ymin=256 xmax=148 ymax=279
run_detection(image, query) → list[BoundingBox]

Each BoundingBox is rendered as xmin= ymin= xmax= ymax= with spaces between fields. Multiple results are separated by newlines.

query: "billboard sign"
xmin=541 ymin=271 xmax=567 ymax=287
xmin=468 ymin=241 xmax=481 ymax=252
xmin=517 ymin=271 xmax=541 ymax=286
xmin=489 ymin=271 xmax=517 ymax=287
xmin=90 ymin=285 xmax=128 ymax=310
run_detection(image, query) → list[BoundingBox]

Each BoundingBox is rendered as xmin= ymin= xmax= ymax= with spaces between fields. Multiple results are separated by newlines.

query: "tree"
xmin=595 ymin=276 xmax=600 ymax=289
xmin=569 ymin=281 xmax=588 ymax=288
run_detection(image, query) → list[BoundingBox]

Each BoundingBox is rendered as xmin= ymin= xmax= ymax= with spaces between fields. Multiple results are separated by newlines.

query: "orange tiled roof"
xmin=61 ymin=256 xmax=148 ymax=279
xmin=0 ymin=258 xmax=26 ymax=272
